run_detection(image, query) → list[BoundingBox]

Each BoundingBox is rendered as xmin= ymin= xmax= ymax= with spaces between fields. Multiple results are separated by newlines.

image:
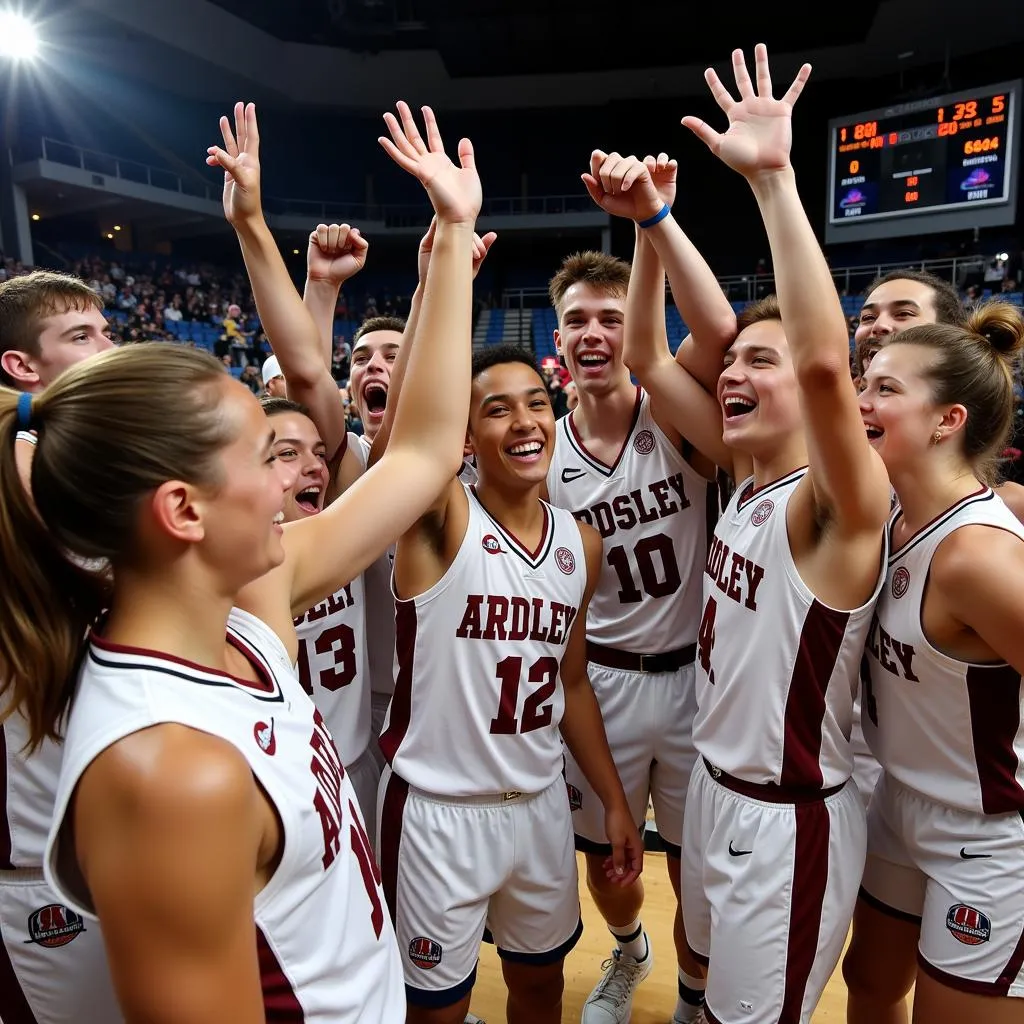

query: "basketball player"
xmin=846 ymin=302 xmax=1024 ymax=1024
xmin=377 ymin=335 xmax=642 ymax=1021
xmin=843 ymin=302 xmax=1024 ymax=1024
xmin=544 ymin=174 xmax=733 ymax=1022
xmin=0 ymin=97 xmax=479 ymax=1021
xmin=624 ymin=46 xmax=890 ymax=1022
xmin=261 ymin=395 xmax=380 ymax=845
xmin=0 ymin=271 xmax=122 ymax=1022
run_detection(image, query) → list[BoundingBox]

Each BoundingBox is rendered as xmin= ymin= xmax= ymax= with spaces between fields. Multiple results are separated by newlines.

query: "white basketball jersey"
xmin=356 ymin=434 xmax=397 ymax=698
xmin=45 ymin=608 xmax=403 ymax=1023
xmin=381 ymin=485 xmax=587 ymax=796
xmin=0 ymin=711 xmax=61 ymax=868
xmin=294 ymin=577 xmax=370 ymax=766
xmin=693 ymin=468 xmax=886 ymax=788
xmin=863 ymin=487 xmax=1024 ymax=814
xmin=546 ymin=388 xmax=716 ymax=652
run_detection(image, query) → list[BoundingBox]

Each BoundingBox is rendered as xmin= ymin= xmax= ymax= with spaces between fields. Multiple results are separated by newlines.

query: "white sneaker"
xmin=464 ymin=1016 xmax=486 ymax=1024
xmin=581 ymin=944 xmax=654 ymax=1024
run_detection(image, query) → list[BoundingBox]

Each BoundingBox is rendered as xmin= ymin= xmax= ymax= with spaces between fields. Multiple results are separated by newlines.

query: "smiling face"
xmin=717 ymin=319 xmax=801 ymax=457
xmin=264 ymin=409 xmax=329 ymax=522
xmin=554 ymin=283 xmax=630 ymax=398
xmin=349 ymin=329 xmax=402 ymax=440
xmin=468 ymin=361 xmax=556 ymax=491
xmin=854 ymin=278 xmax=938 ymax=352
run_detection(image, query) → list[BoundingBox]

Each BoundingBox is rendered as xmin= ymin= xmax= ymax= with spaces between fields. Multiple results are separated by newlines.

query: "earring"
xmin=932 ymin=430 xmax=942 ymax=445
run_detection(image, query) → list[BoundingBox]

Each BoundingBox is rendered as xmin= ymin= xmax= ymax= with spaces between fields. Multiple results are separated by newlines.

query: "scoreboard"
xmin=825 ymin=80 xmax=1020 ymax=244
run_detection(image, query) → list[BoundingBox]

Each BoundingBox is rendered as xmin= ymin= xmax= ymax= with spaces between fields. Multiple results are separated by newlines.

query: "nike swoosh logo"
xmin=959 ymin=848 xmax=992 ymax=860
xmin=561 ymin=468 xmax=586 ymax=483
xmin=728 ymin=841 xmax=752 ymax=857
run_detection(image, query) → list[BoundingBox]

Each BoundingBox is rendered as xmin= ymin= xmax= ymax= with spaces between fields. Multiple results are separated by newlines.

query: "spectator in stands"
xmin=163 ymin=294 xmax=184 ymax=321
xmin=261 ymin=353 xmax=287 ymax=398
xmin=239 ymin=364 xmax=262 ymax=395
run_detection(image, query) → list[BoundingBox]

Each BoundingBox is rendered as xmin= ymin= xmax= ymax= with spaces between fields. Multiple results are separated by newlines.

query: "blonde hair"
xmin=0 ymin=344 xmax=233 ymax=748
xmin=889 ymin=301 xmax=1024 ymax=482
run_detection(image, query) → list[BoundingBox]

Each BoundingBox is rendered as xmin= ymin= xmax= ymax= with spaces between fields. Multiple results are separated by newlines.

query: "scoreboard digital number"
xmin=825 ymin=80 xmax=1021 ymax=244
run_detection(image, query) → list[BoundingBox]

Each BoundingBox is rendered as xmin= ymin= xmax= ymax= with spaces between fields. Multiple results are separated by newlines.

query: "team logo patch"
xmin=25 ymin=904 xmax=85 ymax=947
xmin=555 ymin=546 xmax=576 ymax=575
xmin=891 ymin=566 xmax=911 ymax=599
xmin=482 ymin=534 xmax=505 ymax=555
xmin=750 ymin=499 xmax=774 ymax=526
xmin=567 ymin=783 xmax=583 ymax=811
xmin=408 ymin=936 xmax=443 ymax=969
xmin=946 ymin=904 xmax=991 ymax=945
xmin=254 ymin=718 xmax=276 ymax=755
xmin=633 ymin=429 xmax=656 ymax=455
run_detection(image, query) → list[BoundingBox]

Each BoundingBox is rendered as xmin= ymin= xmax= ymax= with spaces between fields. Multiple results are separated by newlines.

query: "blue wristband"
xmin=638 ymin=204 xmax=671 ymax=229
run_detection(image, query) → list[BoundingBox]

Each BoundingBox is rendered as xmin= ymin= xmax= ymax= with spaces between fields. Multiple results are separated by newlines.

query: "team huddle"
xmin=1 ymin=45 xmax=1023 ymax=1024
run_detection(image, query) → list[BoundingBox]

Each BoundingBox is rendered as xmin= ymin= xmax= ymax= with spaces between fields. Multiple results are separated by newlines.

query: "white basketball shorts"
xmin=376 ymin=769 xmax=582 ymax=1008
xmin=861 ymin=772 xmax=1024 ymax=997
xmin=0 ymin=868 xmax=122 ymax=1023
xmin=682 ymin=757 xmax=866 ymax=1024
xmin=565 ymin=660 xmax=697 ymax=859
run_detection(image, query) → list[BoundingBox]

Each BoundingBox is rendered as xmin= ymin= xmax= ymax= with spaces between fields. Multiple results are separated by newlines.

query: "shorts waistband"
xmin=587 ymin=641 xmax=696 ymax=673
xmin=703 ymin=758 xmax=844 ymax=804
xmin=404 ymin=778 xmax=553 ymax=807
xmin=0 ymin=866 xmax=46 ymax=883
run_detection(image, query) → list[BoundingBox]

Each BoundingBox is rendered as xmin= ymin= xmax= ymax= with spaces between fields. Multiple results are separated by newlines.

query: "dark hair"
xmin=888 ymin=301 xmax=1024 ymax=482
xmin=548 ymin=251 xmax=631 ymax=319
xmin=862 ymin=269 xmax=965 ymax=327
xmin=0 ymin=344 xmax=233 ymax=748
xmin=353 ymin=316 xmax=406 ymax=347
xmin=471 ymin=344 xmax=541 ymax=381
xmin=260 ymin=396 xmax=310 ymax=418
xmin=0 ymin=271 xmax=105 ymax=387
xmin=735 ymin=294 xmax=782 ymax=333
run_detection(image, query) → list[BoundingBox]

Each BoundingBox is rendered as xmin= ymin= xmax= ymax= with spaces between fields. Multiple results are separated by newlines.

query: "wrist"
xmin=232 ymin=213 xmax=271 ymax=241
xmin=637 ymin=203 xmax=671 ymax=229
xmin=747 ymin=165 xmax=797 ymax=200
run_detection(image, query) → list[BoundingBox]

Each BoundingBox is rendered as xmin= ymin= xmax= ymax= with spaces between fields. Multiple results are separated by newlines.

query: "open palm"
xmin=206 ymin=101 xmax=263 ymax=227
xmin=379 ymin=102 xmax=481 ymax=225
xmin=682 ymin=44 xmax=811 ymax=179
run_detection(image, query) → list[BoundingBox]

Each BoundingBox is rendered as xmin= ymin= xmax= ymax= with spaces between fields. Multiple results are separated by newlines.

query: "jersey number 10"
xmin=607 ymin=533 xmax=682 ymax=603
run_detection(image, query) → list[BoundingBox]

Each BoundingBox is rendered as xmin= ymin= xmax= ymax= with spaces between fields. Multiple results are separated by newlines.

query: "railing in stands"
xmin=501 ymin=254 xmax=990 ymax=311
xmin=27 ymin=137 xmax=591 ymax=224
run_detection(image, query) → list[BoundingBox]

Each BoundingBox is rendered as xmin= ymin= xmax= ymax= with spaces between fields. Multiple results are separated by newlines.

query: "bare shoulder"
xmin=994 ymin=481 xmax=1024 ymax=525
xmin=931 ymin=523 xmax=1024 ymax=592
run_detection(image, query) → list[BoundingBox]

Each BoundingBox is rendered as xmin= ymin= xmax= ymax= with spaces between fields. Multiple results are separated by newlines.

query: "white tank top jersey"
xmin=294 ymin=577 xmax=370 ymax=765
xmin=546 ymin=388 xmax=717 ymax=652
xmin=0 ymin=711 xmax=61 ymax=868
xmin=863 ymin=487 xmax=1024 ymax=814
xmin=45 ymin=608 xmax=403 ymax=1023
xmin=693 ymin=468 xmax=887 ymax=789
xmin=356 ymin=434 xmax=397 ymax=698
xmin=380 ymin=484 xmax=587 ymax=797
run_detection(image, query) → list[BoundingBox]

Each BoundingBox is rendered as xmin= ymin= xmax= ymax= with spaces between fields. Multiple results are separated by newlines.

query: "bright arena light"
xmin=0 ymin=12 xmax=39 ymax=60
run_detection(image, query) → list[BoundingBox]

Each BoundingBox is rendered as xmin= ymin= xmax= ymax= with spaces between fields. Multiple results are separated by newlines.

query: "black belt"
xmin=586 ymin=641 xmax=697 ymax=674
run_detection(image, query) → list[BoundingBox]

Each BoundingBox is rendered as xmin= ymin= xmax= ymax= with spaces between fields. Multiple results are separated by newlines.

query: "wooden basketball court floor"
xmin=468 ymin=850 xmax=911 ymax=1021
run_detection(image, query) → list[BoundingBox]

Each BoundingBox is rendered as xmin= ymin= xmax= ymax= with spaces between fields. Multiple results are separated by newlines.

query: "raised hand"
xmin=206 ymin=101 xmax=263 ymax=227
xmin=307 ymin=223 xmax=369 ymax=287
xmin=379 ymin=102 xmax=481 ymax=226
xmin=581 ymin=151 xmax=667 ymax=223
xmin=416 ymin=216 xmax=497 ymax=283
xmin=681 ymin=43 xmax=811 ymax=180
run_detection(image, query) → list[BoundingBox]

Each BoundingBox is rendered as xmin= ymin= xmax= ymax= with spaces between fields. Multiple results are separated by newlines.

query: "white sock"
xmin=609 ymin=917 xmax=648 ymax=962
xmin=674 ymin=968 xmax=706 ymax=1022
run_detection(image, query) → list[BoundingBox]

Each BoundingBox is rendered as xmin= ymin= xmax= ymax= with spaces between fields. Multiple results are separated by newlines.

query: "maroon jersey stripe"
xmin=378 ymin=771 xmax=410 ymax=928
xmin=966 ymin=664 xmax=1024 ymax=814
xmin=781 ymin=601 xmax=850 ymax=789
xmin=257 ymin=927 xmax=305 ymax=1021
xmin=0 ymin=724 xmax=12 ymax=869
xmin=379 ymin=600 xmax=417 ymax=766
xmin=0 ymin=910 xmax=38 ymax=1023
xmin=779 ymin=800 xmax=830 ymax=1022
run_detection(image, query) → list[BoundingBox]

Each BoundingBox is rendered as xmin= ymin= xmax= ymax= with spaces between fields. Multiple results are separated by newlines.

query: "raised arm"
xmin=240 ymin=103 xmax=479 ymax=631
xmin=683 ymin=46 xmax=889 ymax=532
xmin=582 ymin=151 xmax=733 ymax=473
xmin=303 ymin=222 xmax=368 ymax=370
xmin=367 ymin=216 xmax=495 ymax=468
xmin=207 ymin=104 xmax=349 ymax=463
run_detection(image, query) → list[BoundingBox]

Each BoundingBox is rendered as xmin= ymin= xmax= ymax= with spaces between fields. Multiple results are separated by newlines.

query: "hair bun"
xmin=966 ymin=300 xmax=1024 ymax=358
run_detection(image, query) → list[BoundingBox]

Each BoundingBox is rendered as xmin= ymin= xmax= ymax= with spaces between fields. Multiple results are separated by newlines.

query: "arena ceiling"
xmin=54 ymin=0 xmax=1024 ymax=110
